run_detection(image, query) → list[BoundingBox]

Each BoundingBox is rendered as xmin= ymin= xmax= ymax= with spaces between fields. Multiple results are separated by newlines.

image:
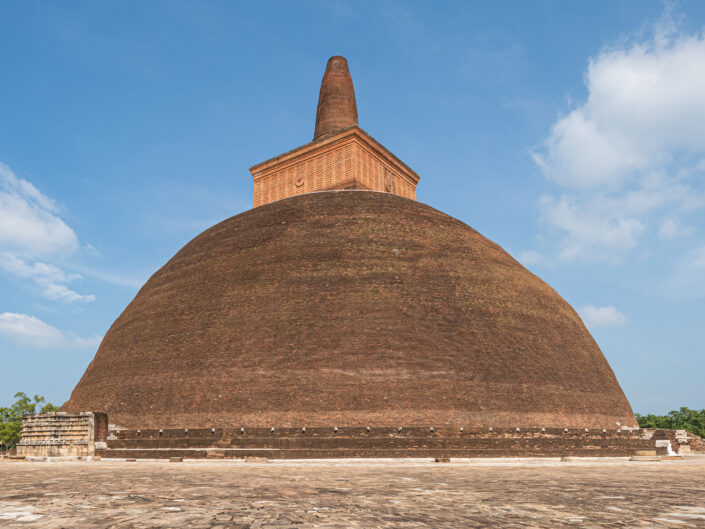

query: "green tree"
xmin=0 ymin=392 xmax=59 ymax=450
xmin=636 ymin=407 xmax=705 ymax=438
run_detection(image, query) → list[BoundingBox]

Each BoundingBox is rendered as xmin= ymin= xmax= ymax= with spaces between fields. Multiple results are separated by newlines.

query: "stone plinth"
xmin=17 ymin=412 xmax=108 ymax=458
xmin=96 ymin=427 xmax=665 ymax=459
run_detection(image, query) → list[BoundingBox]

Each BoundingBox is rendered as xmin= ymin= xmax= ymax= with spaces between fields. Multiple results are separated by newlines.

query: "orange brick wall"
xmin=252 ymin=134 xmax=417 ymax=208
xmin=353 ymin=142 xmax=416 ymax=201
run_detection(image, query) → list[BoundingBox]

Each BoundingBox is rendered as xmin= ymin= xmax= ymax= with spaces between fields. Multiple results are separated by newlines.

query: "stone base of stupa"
xmin=95 ymin=426 xmax=674 ymax=459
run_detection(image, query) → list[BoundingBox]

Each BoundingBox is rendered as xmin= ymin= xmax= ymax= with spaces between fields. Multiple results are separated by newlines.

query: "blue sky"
xmin=1 ymin=1 xmax=703 ymax=414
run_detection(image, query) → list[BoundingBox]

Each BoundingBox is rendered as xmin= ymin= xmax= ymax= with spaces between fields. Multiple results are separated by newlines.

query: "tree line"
xmin=635 ymin=407 xmax=705 ymax=438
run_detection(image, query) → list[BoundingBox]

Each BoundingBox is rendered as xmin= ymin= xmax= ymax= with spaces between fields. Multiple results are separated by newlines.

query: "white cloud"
xmin=535 ymin=24 xmax=705 ymax=190
xmin=579 ymin=305 xmax=627 ymax=329
xmin=0 ymin=163 xmax=79 ymax=258
xmin=664 ymin=245 xmax=705 ymax=301
xmin=0 ymin=163 xmax=99 ymax=303
xmin=70 ymin=264 xmax=145 ymax=290
xmin=539 ymin=194 xmax=645 ymax=262
xmin=0 ymin=312 xmax=102 ymax=349
xmin=531 ymin=13 xmax=705 ymax=261
xmin=516 ymin=250 xmax=545 ymax=267
xmin=658 ymin=217 xmax=693 ymax=240
xmin=0 ymin=252 xmax=95 ymax=303
xmin=532 ymin=111 xmax=639 ymax=190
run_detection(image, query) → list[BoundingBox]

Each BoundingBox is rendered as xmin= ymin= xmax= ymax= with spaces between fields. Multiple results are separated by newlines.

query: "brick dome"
xmin=63 ymin=191 xmax=637 ymax=430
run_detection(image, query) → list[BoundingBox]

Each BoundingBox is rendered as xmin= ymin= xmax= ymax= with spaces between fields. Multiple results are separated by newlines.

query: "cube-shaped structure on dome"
xmin=250 ymin=125 xmax=420 ymax=208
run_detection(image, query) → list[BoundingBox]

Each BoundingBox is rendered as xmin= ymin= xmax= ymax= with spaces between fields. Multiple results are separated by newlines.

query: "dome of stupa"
xmin=62 ymin=56 xmax=636 ymax=431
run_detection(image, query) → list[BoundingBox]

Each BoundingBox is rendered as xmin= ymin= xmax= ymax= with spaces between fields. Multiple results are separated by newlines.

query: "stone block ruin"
xmin=17 ymin=412 xmax=108 ymax=459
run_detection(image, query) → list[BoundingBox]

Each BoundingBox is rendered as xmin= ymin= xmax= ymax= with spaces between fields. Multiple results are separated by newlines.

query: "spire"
xmin=250 ymin=55 xmax=419 ymax=208
xmin=314 ymin=56 xmax=358 ymax=140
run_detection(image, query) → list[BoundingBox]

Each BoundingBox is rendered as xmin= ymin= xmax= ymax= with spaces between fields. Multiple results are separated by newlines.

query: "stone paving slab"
xmin=1 ymin=458 xmax=705 ymax=528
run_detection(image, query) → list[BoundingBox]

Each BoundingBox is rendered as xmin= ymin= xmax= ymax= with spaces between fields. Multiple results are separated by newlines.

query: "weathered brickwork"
xmin=314 ymin=56 xmax=358 ymax=140
xmin=97 ymin=427 xmax=667 ymax=459
xmin=17 ymin=412 xmax=108 ymax=458
xmin=251 ymin=55 xmax=418 ymax=207
xmin=251 ymin=126 xmax=419 ymax=207
xmin=62 ymin=192 xmax=637 ymax=430
xmin=61 ymin=55 xmax=640 ymax=445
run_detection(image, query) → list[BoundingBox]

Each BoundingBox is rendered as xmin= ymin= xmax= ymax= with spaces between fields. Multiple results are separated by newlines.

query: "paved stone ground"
xmin=2 ymin=458 xmax=705 ymax=528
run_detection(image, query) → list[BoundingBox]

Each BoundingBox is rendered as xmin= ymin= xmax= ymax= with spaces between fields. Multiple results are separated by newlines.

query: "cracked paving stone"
xmin=0 ymin=458 xmax=704 ymax=528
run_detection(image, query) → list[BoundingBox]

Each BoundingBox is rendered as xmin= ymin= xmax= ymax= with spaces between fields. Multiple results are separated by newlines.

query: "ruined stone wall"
xmin=17 ymin=412 xmax=107 ymax=458
xmin=645 ymin=428 xmax=705 ymax=454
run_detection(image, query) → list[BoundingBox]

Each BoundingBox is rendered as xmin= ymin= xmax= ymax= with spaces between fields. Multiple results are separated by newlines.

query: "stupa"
xmin=62 ymin=56 xmax=638 ymax=437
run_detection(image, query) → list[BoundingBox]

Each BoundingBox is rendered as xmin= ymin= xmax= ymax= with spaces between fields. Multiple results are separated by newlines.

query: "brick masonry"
xmin=250 ymin=126 xmax=419 ymax=207
xmin=61 ymin=56 xmax=640 ymax=442
xmin=250 ymin=55 xmax=419 ymax=207
xmin=61 ymin=191 xmax=637 ymax=430
xmin=313 ymin=56 xmax=358 ymax=140
xmin=97 ymin=427 xmax=668 ymax=459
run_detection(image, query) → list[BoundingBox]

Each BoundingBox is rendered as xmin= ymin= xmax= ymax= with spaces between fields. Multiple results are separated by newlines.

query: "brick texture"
xmin=250 ymin=55 xmax=419 ymax=207
xmin=98 ymin=427 xmax=663 ymax=459
xmin=62 ymin=191 xmax=637 ymax=431
xmin=313 ymin=56 xmax=358 ymax=140
xmin=251 ymin=126 xmax=419 ymax=207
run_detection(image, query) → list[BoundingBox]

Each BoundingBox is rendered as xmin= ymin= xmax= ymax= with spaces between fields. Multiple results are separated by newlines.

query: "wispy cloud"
xmin=658 ymin=217 xmax=694 ymax=240
xmin=0 ymin=163 xmax=79 ymax=258
xmin=529 ymin=11 xmax=705 ymax=262
xmin=0 ymin=312 xmax=102 ymax=349
xmin=516 ymin=250 xmax=545 ymax=267
xmin=0 ymin=163 xmax=102 ymax=303
xmin=70 ymin=264 xmax=145 ymax=290
xmin=664 ymin=244 xmax=705 ymax=301
xmin=579 ymin=305 xmax=627 ymax=329
xmin=0 ymin=252 xmax=95 ymax=303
